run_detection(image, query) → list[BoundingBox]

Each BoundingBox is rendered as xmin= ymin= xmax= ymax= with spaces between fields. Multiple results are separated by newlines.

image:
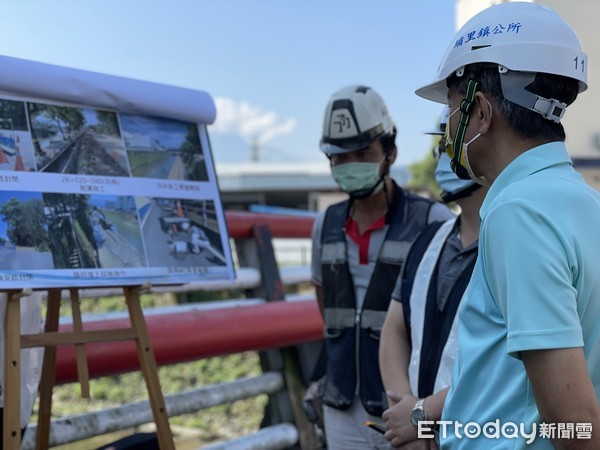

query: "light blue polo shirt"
xmin=441 ymin=142 xmax=600 ymax=449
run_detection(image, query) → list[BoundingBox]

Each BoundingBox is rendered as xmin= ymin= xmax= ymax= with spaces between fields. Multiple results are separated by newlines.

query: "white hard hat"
xmin=425 ymin=106 xmax=451 ymax=136
xmin=416 ymin=2 xmax=588 ymax=104
xmin=320 ymin=85 xmax=396 ymax=155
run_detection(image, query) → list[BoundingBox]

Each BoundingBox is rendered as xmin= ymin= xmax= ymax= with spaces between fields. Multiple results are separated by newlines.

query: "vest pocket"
xmin=325 ymin=328 xmax=343 ymax=339
xmin=367 ymin=328 xmax=382 ymax=340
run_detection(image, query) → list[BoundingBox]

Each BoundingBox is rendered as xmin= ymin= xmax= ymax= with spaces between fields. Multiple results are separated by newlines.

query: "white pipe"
xmin=59 ymin=292 xmax=315 ymax=325
xmin=21 ymin=372 xmax=284 ymax=449
xmin=201 ymin=423 xmax=299 ymax=450
xmin=37 ymin=266 xmax=311 ymax=299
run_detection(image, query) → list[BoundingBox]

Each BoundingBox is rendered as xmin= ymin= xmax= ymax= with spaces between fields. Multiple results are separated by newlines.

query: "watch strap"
xmin=410 ymin=398 xmax=428 ymax=427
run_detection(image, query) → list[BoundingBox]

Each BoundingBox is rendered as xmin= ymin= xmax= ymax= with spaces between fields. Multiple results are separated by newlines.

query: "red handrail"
xmin=225 ymin=211 xmax=315 ymax=239
xmin=54 ymin=299 xmax=323 ymax=384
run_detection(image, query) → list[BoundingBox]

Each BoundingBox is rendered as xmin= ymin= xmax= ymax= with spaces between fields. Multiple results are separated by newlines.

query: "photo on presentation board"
xmin=0 ymin=91 xmax=233 ymax=288
xmin=0 ymin=190 xmax=53 ymax=270
xmin=28 ymin=102 xmax=130 ymax=177
xmin=138 ymin=197 xmax=226 ymax=268
xmin=42 ymin=192 xmax=147 ymax=270
xmin=120 ymin=114 xmax=209 ymax=182
xmin=0 ymin=99 xmax=37 ymax=172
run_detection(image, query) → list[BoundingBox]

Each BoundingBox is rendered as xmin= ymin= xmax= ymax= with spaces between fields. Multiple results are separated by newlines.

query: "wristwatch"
xmin=410 ymin=398 xmax=428 ymax=426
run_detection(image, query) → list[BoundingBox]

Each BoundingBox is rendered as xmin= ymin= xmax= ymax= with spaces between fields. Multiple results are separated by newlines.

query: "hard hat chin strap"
xmin=440 ymin=182 xmax=481 ymax=203
xmin=450 ymin=80 xmax=479 ymax=180
xmin=498 ymin=68 xmax=567 ymax=123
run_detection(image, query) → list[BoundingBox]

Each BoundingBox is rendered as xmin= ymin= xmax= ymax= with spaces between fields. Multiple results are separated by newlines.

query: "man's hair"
xmin=447 ymin=64 xmax=579 ymax=141
xmin=380 ymin=128 xmax=397 ymax=157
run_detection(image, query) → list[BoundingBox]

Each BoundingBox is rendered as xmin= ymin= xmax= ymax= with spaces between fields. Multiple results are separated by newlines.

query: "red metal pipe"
xmin=225 ymin=211 xmax=315 ymax=239
xmin=54 ymin=299 xmax=324 ymax=384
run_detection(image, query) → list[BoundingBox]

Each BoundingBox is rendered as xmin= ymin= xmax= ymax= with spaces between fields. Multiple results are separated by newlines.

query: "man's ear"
xmin=386 ymin=145 xmax=397 ymax=165
xmin=474 ymin=91 xmax=493 ymax=135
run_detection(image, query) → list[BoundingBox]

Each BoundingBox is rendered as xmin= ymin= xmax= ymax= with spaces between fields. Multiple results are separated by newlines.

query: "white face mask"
xmin=331 ymin=159 xmax=384 ymax=197
xmin=460 ymin=132 xmax=486 ymax=185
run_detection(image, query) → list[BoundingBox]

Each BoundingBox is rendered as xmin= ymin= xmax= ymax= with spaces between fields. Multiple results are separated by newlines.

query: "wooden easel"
xmin=3 ymin=286 xmax=175 ymax=450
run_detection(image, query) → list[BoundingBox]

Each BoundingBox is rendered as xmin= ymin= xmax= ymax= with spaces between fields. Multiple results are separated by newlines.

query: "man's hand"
xmin=383 ymin=391 xmax=421 ymax=448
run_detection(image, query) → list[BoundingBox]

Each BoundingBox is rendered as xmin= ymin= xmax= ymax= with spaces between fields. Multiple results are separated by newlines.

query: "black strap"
xmin=450 ymin=80 xmax=479 ymax=180
xmin=417 ymin=254 xmax=477 ymax=397
xmin=399 ymin=220 xmax=445 ymax=342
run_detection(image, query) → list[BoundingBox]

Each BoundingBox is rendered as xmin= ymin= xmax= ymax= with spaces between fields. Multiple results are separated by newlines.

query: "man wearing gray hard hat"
xmin=311 ymin=85 xmax=452 ymax=449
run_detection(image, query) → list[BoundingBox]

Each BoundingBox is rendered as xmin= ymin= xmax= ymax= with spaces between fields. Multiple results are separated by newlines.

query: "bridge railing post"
xmin=234 ymin=223 xmax=320 ymax=449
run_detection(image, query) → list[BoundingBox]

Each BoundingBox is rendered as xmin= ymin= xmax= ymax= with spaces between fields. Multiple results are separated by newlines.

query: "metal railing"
xmin=21 ymin=211 xmax=322 ymax=449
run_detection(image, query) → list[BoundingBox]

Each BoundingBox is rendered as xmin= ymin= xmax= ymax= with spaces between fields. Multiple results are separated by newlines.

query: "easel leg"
xmin=69 ymin=288 xmax=90 ymax=398
xmin=35 ymin=289 xmax=62 ymax=450
xmin=4 ymin=290 xmax=22 ymax=450
xmin=124 ymin=287 xmax=174 ymax=450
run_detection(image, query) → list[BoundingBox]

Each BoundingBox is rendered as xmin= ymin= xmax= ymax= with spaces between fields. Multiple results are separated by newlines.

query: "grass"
xmin=45 ymin=353 xmax=268 ymax=447
xmin=31 ymin=292 xmax=270 ymax=448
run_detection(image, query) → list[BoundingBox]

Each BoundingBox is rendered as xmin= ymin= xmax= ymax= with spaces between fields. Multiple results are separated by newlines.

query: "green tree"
xmin=59 ymin=107 xmax=86 ymax=139
xmin=20 ymin=198 xmax=51 ymax=251
xmin=181 ymin=124 xmax=201 ymax=160
xmin=1 ymin=197 xmax=26 ymax=244
xmin=181 ymin=124 xmax=209 ymax=180
xmin=408 ymin=135 xmax=441 ymax=199
xmin=0 ymin=100 xmax=28 ymax=131
xmin=96 ymin=111 xmax=120 ymax=136
xmin=0 ymin=197 xmax=50 ymax=250
xmin=34 ymin=105 xmax=85 ymax=141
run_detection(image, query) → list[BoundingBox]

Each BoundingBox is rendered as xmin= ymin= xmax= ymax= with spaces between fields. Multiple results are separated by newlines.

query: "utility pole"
xmin=251 ymin=135 xmax=260 ymax=162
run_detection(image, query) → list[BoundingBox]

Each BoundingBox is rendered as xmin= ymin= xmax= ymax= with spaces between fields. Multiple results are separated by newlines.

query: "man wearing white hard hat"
xmin=414 ymin=2 xmax=600 ymax=448
xmin=311 ymin=85 xmax=452 ymax=449
xmin=379 ymin=108 xmax=486 ymax=449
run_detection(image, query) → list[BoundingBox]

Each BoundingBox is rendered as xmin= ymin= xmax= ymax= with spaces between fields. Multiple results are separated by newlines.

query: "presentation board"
xmin=0 ymin=55 xmax=234 ymax=288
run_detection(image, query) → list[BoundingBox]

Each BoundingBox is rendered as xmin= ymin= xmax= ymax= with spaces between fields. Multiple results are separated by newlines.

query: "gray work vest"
xmin=320 ymin=185 xmax=434 ymax=416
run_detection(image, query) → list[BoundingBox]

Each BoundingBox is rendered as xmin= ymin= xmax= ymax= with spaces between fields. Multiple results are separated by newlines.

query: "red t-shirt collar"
xmin=345 ymin=213 xmax=387 ymax=265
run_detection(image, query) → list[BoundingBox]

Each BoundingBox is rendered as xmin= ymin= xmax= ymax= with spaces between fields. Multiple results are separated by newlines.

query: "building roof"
xmin=215 ymin=161 xmax=409 ymax=192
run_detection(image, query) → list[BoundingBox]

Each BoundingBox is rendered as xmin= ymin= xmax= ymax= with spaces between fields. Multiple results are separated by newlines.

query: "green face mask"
xmin=331 ymin=161 xmax=384 ymax=198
